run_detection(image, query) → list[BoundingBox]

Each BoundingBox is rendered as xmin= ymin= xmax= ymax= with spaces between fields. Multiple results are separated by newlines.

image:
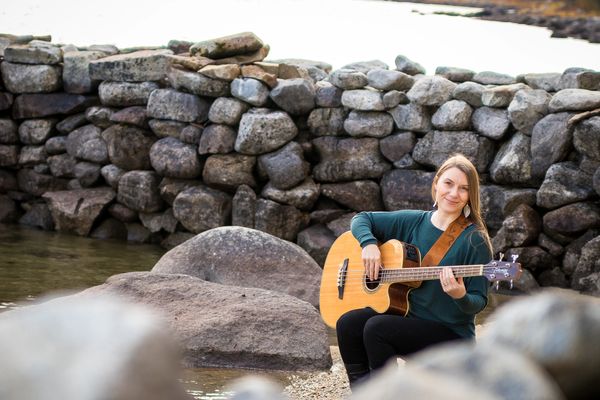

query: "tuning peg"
xmin=494 ymin=281 xmax=500 ymax=291
xmin=498 ymin=252 xmax=504 ymax=261
xmin=509 ymin=280 xmax=514 ymax=290
xmin=511 ymin=254 xmax=519 ymax=263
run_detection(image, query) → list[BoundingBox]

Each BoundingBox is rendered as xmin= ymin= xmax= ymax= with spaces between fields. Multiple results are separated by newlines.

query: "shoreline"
xmin=389 ymin=0 xmax=600 ymax=44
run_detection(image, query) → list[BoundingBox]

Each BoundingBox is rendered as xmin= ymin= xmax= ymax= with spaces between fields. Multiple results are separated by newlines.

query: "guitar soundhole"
xmin=364 ymin=276 xmax=381 ymax=291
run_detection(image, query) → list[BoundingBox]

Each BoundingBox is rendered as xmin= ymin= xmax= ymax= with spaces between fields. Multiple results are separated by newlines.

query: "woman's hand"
xmin=362 ymin=244 xmax=382 ymax=281
xmin=440 ymin=267 xmax=466 ymax=299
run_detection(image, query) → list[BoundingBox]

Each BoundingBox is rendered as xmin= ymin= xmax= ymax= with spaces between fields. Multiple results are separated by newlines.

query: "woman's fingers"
xmin=362 ymin=244 xmax=382 ymax=281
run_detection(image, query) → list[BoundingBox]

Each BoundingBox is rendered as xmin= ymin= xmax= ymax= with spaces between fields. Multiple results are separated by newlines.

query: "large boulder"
xmin=79 ymin=272 xmax=330 ymax=371
xmin=42 ymin=188 xmax=116 ymax=236
xmin=0 ymin=295 xmax=190 ymax=400
xmin=152 ymin=226 xmax=321 ymax=307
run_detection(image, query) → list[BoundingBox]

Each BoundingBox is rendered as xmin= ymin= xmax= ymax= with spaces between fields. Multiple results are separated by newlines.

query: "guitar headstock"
xmin=482 ymin=259 xmax=522 ymax=282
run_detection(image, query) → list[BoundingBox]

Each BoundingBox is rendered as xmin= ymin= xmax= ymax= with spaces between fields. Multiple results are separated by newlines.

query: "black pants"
xmin=336 ymin=308 xmax=463 ymax=370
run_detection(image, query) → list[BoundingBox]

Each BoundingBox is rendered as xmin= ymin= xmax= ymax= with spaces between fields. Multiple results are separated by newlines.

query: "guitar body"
xmin=319 ymin=231 xmax=422 ymax=328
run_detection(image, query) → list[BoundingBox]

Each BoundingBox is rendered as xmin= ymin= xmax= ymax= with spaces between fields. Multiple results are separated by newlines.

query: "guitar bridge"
xmin=337 ymin=258 xmax=349 ymax=299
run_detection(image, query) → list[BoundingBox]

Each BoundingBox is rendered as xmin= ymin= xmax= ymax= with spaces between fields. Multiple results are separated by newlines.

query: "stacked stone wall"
xmin=1 ymin=32 xmax=599 ymax=295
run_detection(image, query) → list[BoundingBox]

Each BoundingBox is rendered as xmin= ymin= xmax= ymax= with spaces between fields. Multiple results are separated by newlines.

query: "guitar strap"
xmin=421 ymin=215 xmax=471 ymax=267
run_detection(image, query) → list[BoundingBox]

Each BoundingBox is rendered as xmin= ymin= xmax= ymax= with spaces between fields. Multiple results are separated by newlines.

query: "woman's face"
xmin=434 ymin=167 xmax=470 ymax=216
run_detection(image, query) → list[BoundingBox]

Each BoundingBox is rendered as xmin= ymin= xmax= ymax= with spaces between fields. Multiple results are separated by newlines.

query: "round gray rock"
xmin=150 ymin=137 xmax=202 ymax=179
xmin=235 ymin=109 xmax=297 ymax=155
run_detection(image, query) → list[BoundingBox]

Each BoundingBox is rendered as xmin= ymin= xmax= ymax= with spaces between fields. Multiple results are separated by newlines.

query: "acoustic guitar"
xmin=319 ymin=231 xmax=522 ymax=328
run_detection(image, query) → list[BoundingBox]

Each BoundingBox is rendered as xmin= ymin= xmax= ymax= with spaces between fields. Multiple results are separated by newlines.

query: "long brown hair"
xmin=431 ymin=154 xmax=493 ymax=254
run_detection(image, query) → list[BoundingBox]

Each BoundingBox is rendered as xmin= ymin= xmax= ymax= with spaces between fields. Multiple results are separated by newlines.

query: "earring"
xmin=433 ymin=201 xmax=437 ymax=208
xmin=463 ymin=204 xmax=471 ymax=218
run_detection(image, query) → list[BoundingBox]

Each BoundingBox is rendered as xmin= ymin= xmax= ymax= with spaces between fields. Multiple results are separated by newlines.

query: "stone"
xmin=412 ymin=131 xmax=494 ymax=172
xmin=483 ymin=290 xmax=600 ymax=399
xmin=261 ymin=178 xmax=320 ymax=211
xmin=536 ymin=162 xmax=595 ymax=209
xmin=296 ymin=224 xmax=337 ymax=267
xmin=548 ymin=89 xmax=600 ymax=112
xmin=90 ymin=218 xmax=128 ymax=240
xmin=394 ymin=55 xmax=426 ymax=75
xmin=270 ymin=79 xmax=316 ymax=115
xmin=0 ymin=119 xmax=19 ymax=144
xmin=232 ymin=184 xmax=256 ymax=228
xmin=98 ymin=81 xmax=159 ymax=107
xmin=126 ymin=223 xmax=155 ymax=243
xmin=190 ymin=32 xmax=263 ymax=58
xmin=0 ymin=145 xmax=19 ymax=167
xmin=12 ymin=93 xmax=98 ymax=119
xmin=505 ymin=246 xmax=557 ymax=273
xmin=44 ymin=136 xmax=68 ymax=154
xmin=89 ymin=50 xmax=172 ymax=81
xmin=343 ymin=110 xmax=394 ymax=138
xmin=172 ymin=185 xmax=231 ymax=233
xmin=17 ymin=169 xmax=68 ymax=196
xmin=381 ymin=169 xmax=436 ymax=211
xmin=431 ymin=100 xmax=472 ymax=131
xmin=63 ymin=51 xmax=105 ymax=93
xmin=341 ymin=60 xmax=388 ymax=74
xmin=315 ymin=81 xmax=343 ymax=107
xmin=543 ymin=202 xmax=600 ymax=237
xmin=148 ymin=119 xmax=187 ymax=139
xmin=572 ymin=236 xmax=600 ymax=295
xmin=158 ymin=178 xmax=200 ymax=206
xmin=537 ymin=267 xmax=569 ymax=288
xmin=531 ymin=112 xmax=574 ymax=178
xmin=47 ymin=153 xmax=77 ymax=178
xmin=85 ymin=106 xmax=115 ymax=129
xmin=492 ymin=204 xmax=542 ymax=253
xmin=240 ymin=65 xmax=278 ymax=88
xmin=86 ymin=44 xmax=119 ymax=55
xmin=307 ymin=107 xmax=347 ymax=137
xmin=538 ymin=232 xmax=565 ymax=257
xmin=179 ymin=125 xmax=202 ymax=145
xmin=103 ymin=125 xmax=155 ymax=170
xmin=148 ymin=137 xmax=202 ymax=179
xmin=562 ymin=230 xmax=600 ymax=274
xmin=321 ymin=180 xmax=382 ymax=211
xmin=139 ymin=208 xmax=178 ymax=233
xmin=18 ymin=118 xmax=57 ymax=145
xmin=341 ymin=89 xmax=385 ymax=111
xmin=167 ymin=67 xmax=230 ymax=99
xmin=210 ymin=45 xmax=270 ymax=65
xmin=407 ymin=76 xmax=456 ymax=107
xmin=160 ymin=232 xmax=195 ymax=250
xmin=0 ymin=92 xmax=13 ymax=111
xmin=520 ymin=72 xmax=562 ymax=92
xmin=198 ymin=64 xmax=240 ymax=81
xmin=100 ymin=164 xmax=125 ymax=189
xmin=109 ymin=106 xmax=148 ymax=128
xmin=146 ymin=89 xmax=209 ymax=123
xmin=0 ymin=194 xmax=19 ymax=223
xmin=326 ymin=212 xmax=357 ymax=237
xmin=18 ymin=145 xmax=47 ymax=165
xmin=480 ymin=185 xmax=538 ymax=232
xmin=42 ymin=188 xmax=116 ymax=236
xmin=66 ymin=124 xmax=108 ymax=164
xmin=329 ymin=69 xmax=368 ymax=90
xmin=435 ymin=66 xmax=475 ymax=82
xmin=254 ymin=199 xmax=309 ymax=242
xmin=1 ymin=62 xmax=62 ymax=93
xmin=481 ymin=83 xmax=529 ymax=108
xmin=0 ymin=296 xmax=188 ymax=400
xmin=382 ymin=90 xmax=409 ymax=109
xmin=559 ymin=68 xmax=600 ymax=90
xmin=108 ymin=203 xmax=137 ymax=223
xmin=573 ymin=116 xmax=600 ymax=161
xmin=3 ymin=43 xmax=62 ymax=64
xmin=202 ymin=154 xmax=256 ymax=191
xmin=230 ymin=78 xmax=270 ymax=106
xmin=452 ymin=81 xmax=485 ymax=108
xmin=208 ymin=97 xmax=249 ymax=125
xmin=235 ymin=109 xmax=297 ymax=155
xmin=388 ymin=102 xmax=432 ymax=133
xmin=18 ymin=202 xmax=54 ymax=230
xmin=379 ymin=132 xmax=416 ymax=163
xmin=117 ymin=171 xmax=163 ymax=213
xmin=312 ymin=137 xmax=391 ymax=182
xmin=471 ymin=107 xmax=511 ymax=140
xmin=472 ymin=71 xmax=517 ymax=85
xmin=507 ymin=89 xmax=552 ymax=135
xmin=490 ymin=133 xmax=534 ymax=185
xmin=258 ymin=142 xmax=308 ymax=190
xmin=198 ymin=124 xmax=237 ymax=154
xmin=366 ymin=69 xmax=414 ymax=91
xmin=0 ymin=170 xmax=17 ymax=192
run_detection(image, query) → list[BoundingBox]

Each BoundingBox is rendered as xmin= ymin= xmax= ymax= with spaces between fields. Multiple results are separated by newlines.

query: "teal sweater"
xmin=351 ymin=210 xmax=491 ymax=338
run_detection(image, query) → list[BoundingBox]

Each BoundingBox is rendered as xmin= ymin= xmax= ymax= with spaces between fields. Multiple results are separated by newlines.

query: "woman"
xmin=336 ymin=154 xmax=492 ymax=390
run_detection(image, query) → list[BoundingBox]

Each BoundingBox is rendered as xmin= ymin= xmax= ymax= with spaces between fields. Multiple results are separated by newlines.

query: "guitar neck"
xmin=380 ymin=265 xmax=484 ymax=283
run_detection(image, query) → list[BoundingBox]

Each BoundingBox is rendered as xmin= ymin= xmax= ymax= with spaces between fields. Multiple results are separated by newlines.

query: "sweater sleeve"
xmin=351 ymin=210 xmax=419 ymax=248
xmin=453 ymin=230 xmax=491 ymax=315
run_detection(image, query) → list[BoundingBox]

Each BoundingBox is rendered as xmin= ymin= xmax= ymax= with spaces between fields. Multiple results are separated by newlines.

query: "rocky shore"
xmin=390 ymin=0 xmax=600 ymax=43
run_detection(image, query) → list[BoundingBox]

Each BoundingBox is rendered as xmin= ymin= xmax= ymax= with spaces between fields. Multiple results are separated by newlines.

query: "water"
xmin=0 ymin=0 xmax=598 ymax=76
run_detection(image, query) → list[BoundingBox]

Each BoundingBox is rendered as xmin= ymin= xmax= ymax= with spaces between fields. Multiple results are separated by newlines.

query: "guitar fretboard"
xmin=380 ymin=265 xmax=484 ymax=283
